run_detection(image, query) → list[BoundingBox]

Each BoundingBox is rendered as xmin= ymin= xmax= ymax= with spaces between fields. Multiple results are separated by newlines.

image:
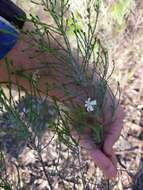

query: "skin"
xmin=0 ymin=22 xmax=124 ymax=178
xmin=71 ymin=105 xmax=124 ymax=178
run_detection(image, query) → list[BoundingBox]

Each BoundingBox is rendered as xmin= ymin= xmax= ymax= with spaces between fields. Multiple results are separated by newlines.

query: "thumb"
xmin=71 ymin=130 xmax=117 ymax=178
xmin=103 ymin=106 xmax=124 ymax=156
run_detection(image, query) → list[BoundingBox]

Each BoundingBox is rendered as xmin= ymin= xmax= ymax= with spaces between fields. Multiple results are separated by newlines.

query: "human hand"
xmin=71 ymin=99 xmax=124 ymax=178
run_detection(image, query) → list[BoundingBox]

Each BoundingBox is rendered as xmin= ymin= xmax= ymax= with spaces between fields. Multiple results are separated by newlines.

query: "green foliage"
xmin=0 ymin=152 xmax=12 ymax=190
xmin=66 ymin=12 xmax=82 ymax=35
xmin=0 ymin=0 xmax=120 ymax=188
xmin=111 ymin=0 xmax=133 ymax=29
xmin=0 ymin=0 xmax=119 ymax=152
xmin=0 ymin=182 xmax=12 ymax=190
xmin=91 ymin=123 xmax=103 ymax=145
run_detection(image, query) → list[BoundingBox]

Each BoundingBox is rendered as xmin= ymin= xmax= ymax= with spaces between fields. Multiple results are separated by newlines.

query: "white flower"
xmin=32 ymin=70 xmax=40 ymax=81
xmin=85 ymin=98 xmax=97 ymax=112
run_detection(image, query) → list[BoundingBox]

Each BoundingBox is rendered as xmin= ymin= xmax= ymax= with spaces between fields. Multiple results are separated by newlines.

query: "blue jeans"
xmin=0 ymin=16 xmax=19 ymax=60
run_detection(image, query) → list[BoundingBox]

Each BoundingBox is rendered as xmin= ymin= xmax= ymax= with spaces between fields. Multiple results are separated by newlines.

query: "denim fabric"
xmin=0 ymin=16 xmax=19 ymax=60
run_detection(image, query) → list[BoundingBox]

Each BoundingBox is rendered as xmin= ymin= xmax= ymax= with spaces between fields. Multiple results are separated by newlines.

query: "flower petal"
xmin=89 ymin=105 xmax=94 ymax=112
xmin=85 ymin=98 xmax=96 ymax=112
xmin=91 ymin=100 xmax=97 ymax=106
xmin=87 ymin=106 xmax=91 ymax=112
xmin=85 ymin=103 xmax=89 ymax=107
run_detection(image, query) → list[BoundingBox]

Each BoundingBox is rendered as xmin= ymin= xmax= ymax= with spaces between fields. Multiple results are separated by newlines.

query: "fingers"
xmin=86 ymin=147 xmax=117 ymax=178
xmin=109 ymin=151 xmax=118 ymax=168
xmin=71 ymin=130 xmax=117 ymax=178
xmin=70 ymin=101 xmax=124 ymax=178
xmin=103 ymin=106 xmax=124 ymax=156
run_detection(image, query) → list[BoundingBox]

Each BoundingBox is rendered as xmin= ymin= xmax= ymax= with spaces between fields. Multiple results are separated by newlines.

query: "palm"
xmin=72 ymin=105 xmax=124 ymax=178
